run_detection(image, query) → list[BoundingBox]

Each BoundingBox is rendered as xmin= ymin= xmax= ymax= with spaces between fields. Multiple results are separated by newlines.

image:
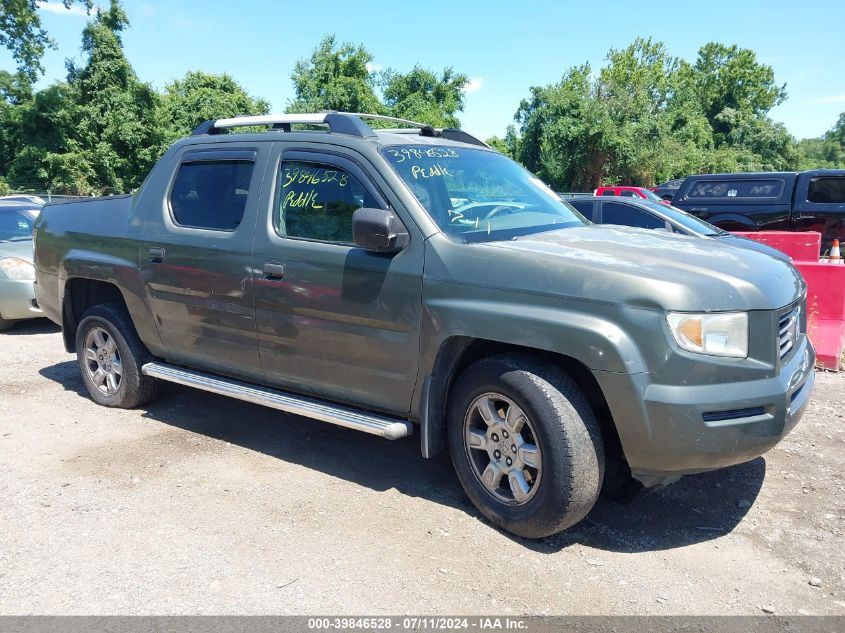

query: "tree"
xmin=8 ymin=0 xmax=161 ymax=194
xmin=0 ymin=0 xmax=92 ymax=81
xmin=486 ymin=125 xmax=520 ymax=160
xmin=65 ymin=0 xmax=160 ymax=191
xmin=511 ymin=38 xmax=799 ymax=191
xmin=157 ymin=71 xmax=269 ymax=147
xmin=0 ymin=70 xmax=32 ymax=175
xmin=381 ymin=65 xmax=468 ymax=127
xmin=798 ymin=112 xmax=845 ymax=169
xmin=287 ymin=35 xmax=472 ymax=129
xmin=287 ymin=35 xmax=382 ymax=114
xmin=692 ymin=43 xmax=786 ymax=133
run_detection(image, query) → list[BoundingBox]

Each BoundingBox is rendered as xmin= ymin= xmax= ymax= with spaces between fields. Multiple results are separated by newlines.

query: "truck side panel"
xmin=33 ymin=195 xmax=166 ymax=356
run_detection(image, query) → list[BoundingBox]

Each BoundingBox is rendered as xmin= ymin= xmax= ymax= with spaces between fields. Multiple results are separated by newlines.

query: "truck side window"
xmin=169 ymin=160 xmax=254 ymax=231
xmin=601 ymin=202 xmax=666 ymax=230
xmin=276 ymin=160 xmax=378 ymax=244
xmin=807 ymin=176 xmax=845 ymax=203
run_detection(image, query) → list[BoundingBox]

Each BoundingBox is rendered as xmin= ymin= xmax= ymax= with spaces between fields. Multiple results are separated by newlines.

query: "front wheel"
xmin=75 ymin=302 xmax=161 ymax=408
xmin=447 ymin=354 xmax=604 ymax=539
xmin=0 ymin=315 xmax=14 ymax=332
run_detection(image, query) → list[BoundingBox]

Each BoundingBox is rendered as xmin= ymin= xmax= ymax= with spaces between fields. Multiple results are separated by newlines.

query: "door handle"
xmin=263 ymin=262 xmax=285 ymax=279
xmin=148 ymin=247 xmax=165 ymax=263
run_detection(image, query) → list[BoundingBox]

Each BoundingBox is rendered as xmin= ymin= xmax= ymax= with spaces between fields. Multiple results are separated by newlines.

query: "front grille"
xmin=778 ymin=306 xmax=800 ymax=359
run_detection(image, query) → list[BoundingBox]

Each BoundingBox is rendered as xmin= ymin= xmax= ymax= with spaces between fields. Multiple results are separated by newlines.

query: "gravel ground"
xmin=1 ymin=319 xmax=843 ymax=615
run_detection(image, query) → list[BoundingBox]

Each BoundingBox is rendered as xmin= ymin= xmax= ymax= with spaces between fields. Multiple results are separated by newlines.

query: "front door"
xmin=251 ymin=146 xmax=424 ymax=415
xmin=139 ymin=145 xmax=268 ymax=382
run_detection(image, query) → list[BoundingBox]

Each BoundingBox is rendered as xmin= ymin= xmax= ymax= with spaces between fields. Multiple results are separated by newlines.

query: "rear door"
xmin=791 ymin=172 xmax=845 ymax=251
xmin=251 ymin=144 xmax=424 ymax=415
xmin=139 ymin=144 xmax=268 ymax=382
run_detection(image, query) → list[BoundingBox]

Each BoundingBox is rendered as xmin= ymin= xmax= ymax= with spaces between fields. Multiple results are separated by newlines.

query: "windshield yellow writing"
xmin=411 ymin=163 xmax=453 ymax=179
xmin=283 ymin=189 xmax=323 ymax=210
xmin=282 ymin=166 xmax=348 ymax=188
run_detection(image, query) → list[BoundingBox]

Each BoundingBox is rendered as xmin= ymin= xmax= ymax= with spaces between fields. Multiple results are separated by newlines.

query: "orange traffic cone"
xmin=830 ymin=239 xmax=842 ymax=263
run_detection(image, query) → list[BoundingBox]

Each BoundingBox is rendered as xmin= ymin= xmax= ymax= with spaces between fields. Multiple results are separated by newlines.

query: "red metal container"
xmin=733 ymin=231 xmax=821 ymax=262
xmin=732 ymin=230 xmax=843 ymax=369
xmin=795 ymin=262 xmax=845 ymax=370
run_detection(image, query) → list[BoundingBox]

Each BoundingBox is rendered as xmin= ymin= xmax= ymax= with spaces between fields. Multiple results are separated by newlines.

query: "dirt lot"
xmin=0 ymin=319 xmax=843 ymax=615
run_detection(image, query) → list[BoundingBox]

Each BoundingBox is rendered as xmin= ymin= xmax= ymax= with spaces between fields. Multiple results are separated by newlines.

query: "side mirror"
xmin=352 ymin=207 xmax=410 ymax=253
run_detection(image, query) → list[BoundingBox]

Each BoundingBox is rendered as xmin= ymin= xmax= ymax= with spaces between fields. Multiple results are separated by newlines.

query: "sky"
xmin=4 ymin=0 xmax=845 ymax=142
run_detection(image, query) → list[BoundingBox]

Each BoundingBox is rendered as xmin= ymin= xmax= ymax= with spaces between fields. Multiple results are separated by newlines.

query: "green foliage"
xmin=288 ymin=35 xmax=382 ymax=114
xmin=156 ymin=71 xmax=270 ymax=146
xmin=486 ymin=125 xmax=520 ymax=160
xmin=288 ymin=35 xmax=469 ymax=128
xmin=381 ymin=65 xmax=467 ymax=127
xmin=0 ymin=0 xmax=92 ymax=81
xmin=799 ymin=112 xmax=845 ymax=169
xmin=1 ymin=2 xmax=268 ymax=195
xmin=512 ymin=38 xmax=800 ymax=191
xmin=694 ymin=43 xmax=786 ymax=125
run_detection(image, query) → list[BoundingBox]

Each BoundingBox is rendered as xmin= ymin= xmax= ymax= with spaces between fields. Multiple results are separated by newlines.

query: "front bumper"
xmin=595 ymin=335 xmax=815 ymax=487
xmin=0 ymin=278 xmax=43 ymax=321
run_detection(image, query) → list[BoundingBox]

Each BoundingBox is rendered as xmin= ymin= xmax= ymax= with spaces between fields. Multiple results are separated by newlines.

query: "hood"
xmin=432 ymin=226 xmax=804 ymax=312
xmin=0 ymin=238 xmax=35 ymax=264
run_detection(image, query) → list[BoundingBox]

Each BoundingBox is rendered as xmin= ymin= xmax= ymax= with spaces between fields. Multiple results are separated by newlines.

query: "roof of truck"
xmin=187 ymin=112 xmax=492 ymax=150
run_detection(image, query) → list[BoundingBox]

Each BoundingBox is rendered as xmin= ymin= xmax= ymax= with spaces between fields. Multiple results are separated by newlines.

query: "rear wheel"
xmin=75 ymin=302 xmax=161 ymax=408
xmin=0 ymin=315 xmax=14 ymax=332
xmin=447 ymin=354 xmax=604 ymax=539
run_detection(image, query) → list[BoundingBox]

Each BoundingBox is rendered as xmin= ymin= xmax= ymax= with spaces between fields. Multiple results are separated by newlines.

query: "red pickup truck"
xmin=593 ymin=186 xmax=669 ymax=203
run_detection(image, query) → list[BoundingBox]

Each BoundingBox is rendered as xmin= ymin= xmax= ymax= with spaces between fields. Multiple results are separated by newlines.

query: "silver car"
xmin=0 ymin=202 xmax=43 ymax=331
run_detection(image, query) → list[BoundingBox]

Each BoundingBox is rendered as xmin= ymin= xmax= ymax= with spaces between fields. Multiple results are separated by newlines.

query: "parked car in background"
xmin=0 ymin=194 xmax=46 ymax=205
xmin=0 ymin=201 xmax=44 ymax=331
xmin=593 ymin=185 xmax=669 ymax=204
xmin=568 ymin=196 xmax=790 ymax=261
xmin=671 ymin=170 xmax=845 ymax=252
xmin=648 ymin=178 xmax=685 ymax=201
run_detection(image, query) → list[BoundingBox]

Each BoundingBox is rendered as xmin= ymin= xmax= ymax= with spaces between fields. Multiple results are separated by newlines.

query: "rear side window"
xmin=601 ymin=202 xmax=666 ymax=230
xmin=170 ymin=160 xmax=254 ymax=230
xmin=807 ymin=176 xmax=845 ymax=203
xmin=569 ymin=200 xmax=596 ymax=221
xmin=686 ymin=179 xmax=784 ymax=199
xmin=600 ymin=189 xmax=616 ymax=196
xmin=276 ymin=160 xmax=378 ymax=244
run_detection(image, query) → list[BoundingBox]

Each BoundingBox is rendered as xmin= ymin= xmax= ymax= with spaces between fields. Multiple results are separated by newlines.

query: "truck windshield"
xmin=381 ymin=145 xmax=587 ymax=243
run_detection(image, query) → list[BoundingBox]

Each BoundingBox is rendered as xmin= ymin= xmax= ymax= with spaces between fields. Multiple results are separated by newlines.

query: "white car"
xmin=0 ymin=203 xmax=43 ymax=331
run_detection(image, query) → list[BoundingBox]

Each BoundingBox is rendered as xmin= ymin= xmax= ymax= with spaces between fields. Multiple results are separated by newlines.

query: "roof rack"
xmin=190 ymin=112 xmax=490 ymax=148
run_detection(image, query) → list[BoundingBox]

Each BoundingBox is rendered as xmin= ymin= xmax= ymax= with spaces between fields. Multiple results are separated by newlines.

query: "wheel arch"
xmin=419 ymin=337 xmax=624 ymax=470
xmin=61 ymin=278 xmax=127 ymax=352
xmin=58 ymin=250 xmax=163 ymax=355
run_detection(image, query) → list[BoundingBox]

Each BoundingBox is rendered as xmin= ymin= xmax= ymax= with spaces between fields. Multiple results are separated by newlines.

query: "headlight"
xmin=666 ymin=312 xmax=748 ymax=358
xmin=0 ymin=257 xmax=36 ymax=281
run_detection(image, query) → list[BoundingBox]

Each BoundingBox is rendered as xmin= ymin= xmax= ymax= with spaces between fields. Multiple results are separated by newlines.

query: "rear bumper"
xmin=596 ymin=336 xmax=815 ymax=487
xmin=0 ymin=278 xmax=43 ymax=321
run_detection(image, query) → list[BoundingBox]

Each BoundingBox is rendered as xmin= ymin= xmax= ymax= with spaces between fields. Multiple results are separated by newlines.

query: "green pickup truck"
xmin=33 ymin=113 xmax=815 ymax=538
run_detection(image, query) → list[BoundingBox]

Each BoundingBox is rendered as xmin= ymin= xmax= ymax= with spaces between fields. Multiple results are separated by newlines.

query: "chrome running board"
xmin=141 ymin=362 xmax=413 ymax=440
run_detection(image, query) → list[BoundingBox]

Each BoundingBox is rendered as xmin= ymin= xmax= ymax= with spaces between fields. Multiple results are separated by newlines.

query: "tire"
xmin=447 ymin=354 xmax=604 ymax=539
xmin=0 ymin=316 xmax=14 ymax=332
xmin=75 ymin=302 xmax=161 ymax=408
